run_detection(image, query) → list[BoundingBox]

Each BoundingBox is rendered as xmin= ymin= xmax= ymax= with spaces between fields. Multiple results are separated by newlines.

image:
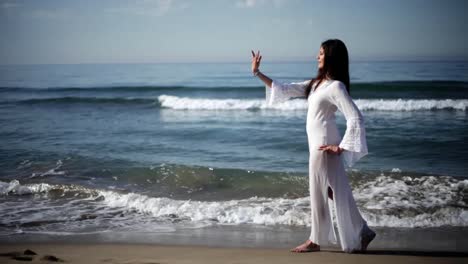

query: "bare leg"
xmin=290 ymin=240 xmax=320 ymax=253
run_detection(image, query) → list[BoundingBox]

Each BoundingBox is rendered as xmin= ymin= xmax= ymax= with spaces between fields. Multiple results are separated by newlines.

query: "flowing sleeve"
xmin=266 ymin=80 xmax=310 ymax=106
xmin=330 ymin=81 xmax=368 ymax=167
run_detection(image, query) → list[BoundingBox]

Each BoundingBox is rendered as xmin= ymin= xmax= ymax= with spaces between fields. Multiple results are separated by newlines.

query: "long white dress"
xmin=266 ymin=79 xmax=371 ymax=253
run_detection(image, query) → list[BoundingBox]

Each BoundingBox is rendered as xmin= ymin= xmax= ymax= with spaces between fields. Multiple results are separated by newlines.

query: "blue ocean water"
xmin=0 ymin=61 xmax=467 ymax=239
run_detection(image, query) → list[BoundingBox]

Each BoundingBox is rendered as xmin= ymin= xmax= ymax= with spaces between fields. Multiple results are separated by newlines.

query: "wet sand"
xmin=0 ymin=243 xmax=467 ymax=264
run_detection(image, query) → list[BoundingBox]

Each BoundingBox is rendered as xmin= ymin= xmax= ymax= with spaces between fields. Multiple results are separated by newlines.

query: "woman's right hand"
xmin=251 ymin=50 xmax=262 ymax=74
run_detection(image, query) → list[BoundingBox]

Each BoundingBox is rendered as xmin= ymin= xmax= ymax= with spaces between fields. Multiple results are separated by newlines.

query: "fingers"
xmin=251 ymin=50 xmax=261 ymax=59
xmin=318 ymin=145 xmax=340 ymax=154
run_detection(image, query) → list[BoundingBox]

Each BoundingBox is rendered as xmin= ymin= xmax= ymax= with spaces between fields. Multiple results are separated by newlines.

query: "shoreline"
xmin=0 ymin=243 xmax=466 ymax=264
xmin=1 ymin=225 xmax=467 ymax=252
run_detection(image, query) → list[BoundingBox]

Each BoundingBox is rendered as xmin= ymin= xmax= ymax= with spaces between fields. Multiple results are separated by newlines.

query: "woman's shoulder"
xmin=329 ymin=79 xmax=345 ymax=88
xmin=325 ymin=80 xmax=350 ymax=101
xmin=328 ymin=80 xmax=347 ymax=93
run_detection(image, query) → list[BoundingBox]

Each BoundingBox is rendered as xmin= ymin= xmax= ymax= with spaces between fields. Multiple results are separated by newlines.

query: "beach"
xmin=1 ymin=61 xmax=467 ymax=262
xmin=1 ymin=243 xmax=467 ymax=264
xmin=1 ymin=0 xmax=467 ymax=262
xmin=1 ymin=224 xmax=467 ymax=263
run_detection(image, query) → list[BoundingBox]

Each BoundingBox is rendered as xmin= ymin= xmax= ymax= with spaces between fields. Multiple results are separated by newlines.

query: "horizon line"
xmin=2 ymin=54 xmax=468 ymax=66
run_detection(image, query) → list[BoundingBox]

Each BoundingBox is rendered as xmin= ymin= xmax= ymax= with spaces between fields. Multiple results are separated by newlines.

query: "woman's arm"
xmin=330 ymin=81 xmax=368 ymax=167
xmin=251 ymin=50 xmax=272 ymax=87
xmin=251 ymin=50 xmax=310 ymax=106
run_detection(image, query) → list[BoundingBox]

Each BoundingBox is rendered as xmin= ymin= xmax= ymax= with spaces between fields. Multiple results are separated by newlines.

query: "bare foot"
xmin=290 ymin=240 xmax=320 ymax=253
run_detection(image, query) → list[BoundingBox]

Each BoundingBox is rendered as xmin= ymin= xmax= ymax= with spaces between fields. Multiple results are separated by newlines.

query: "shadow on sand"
xmin=333 ymin=250 xmax=468 ymax=258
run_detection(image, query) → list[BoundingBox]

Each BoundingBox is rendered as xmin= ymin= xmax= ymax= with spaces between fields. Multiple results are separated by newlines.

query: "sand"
xmin=0 ymin=243 xmax=466 ymax=264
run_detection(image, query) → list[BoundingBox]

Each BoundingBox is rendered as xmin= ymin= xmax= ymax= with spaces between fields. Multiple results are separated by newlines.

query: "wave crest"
xmin=355 ymin=98 xmax=468 ymax=111
xmin=1 ymin=174 xmax=467 ymax=228
xmin=158 ymin=95 xmax=468 ymax=111
xmin=0 ymin=180 xmax=53 ymax=195
xmin=97 ymin=175 xmax=468 ymax=228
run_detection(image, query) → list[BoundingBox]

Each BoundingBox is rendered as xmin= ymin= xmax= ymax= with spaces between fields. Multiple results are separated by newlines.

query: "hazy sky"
xmin=0 ymin=0 xmax=466 ymax=64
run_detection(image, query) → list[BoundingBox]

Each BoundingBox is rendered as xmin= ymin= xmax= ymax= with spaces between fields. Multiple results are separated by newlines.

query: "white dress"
xmin=266 ymin=79 xmax=371 ymax=253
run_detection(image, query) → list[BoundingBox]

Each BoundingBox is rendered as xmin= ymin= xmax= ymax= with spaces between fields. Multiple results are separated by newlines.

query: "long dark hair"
xmin=305 ymin=39 xmax=350 ymax=97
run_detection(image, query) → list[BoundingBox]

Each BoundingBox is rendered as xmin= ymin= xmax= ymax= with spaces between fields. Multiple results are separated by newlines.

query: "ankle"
xmin=306 ymin=240 xmax=319 ymax=247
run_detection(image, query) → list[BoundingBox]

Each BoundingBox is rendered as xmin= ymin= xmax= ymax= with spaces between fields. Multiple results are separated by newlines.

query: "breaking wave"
xmin=158 ymin=95 xmax=468 ymax=111
xmin=1 ymin=174 xmax=467 ymax=228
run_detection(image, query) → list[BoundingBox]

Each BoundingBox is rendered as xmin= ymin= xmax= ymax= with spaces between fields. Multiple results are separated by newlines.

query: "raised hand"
xmin=251 ymin=50 xmax=262 ymax=74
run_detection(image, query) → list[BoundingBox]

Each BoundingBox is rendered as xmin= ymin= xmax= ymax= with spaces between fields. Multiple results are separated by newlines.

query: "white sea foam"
xmin=0 ymin=180 xmax=53 ymax=195
xmin=0 ymin=180 xmax=93 ymax=197
xmin=98 ymin=191 xmax=312 ymax=226
xmin=1 ymin=176 xmax=467 ymax=228
xmin=30 ymin=159 xmax=66 ymax=178
xmin=97 ymin=175 xmax=468 ymax=228
xmin=158 ymin=95 xmax=468 ymax=111
xmin=355 ymin=99 xmax=468 ymax=111
xmin=354 ymin=175 xmax=468 ymax=227
xmin=158 ymin=95 xmax=300 ymax=110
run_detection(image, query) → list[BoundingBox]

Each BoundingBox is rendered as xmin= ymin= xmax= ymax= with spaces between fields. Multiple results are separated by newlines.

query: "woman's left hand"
xmin=319 ymin=145 xmax=343 ymax=155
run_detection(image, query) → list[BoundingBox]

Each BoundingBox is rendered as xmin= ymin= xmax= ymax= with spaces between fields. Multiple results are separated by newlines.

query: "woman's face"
xmin=317 ymin=47 xmax=325 ymax=70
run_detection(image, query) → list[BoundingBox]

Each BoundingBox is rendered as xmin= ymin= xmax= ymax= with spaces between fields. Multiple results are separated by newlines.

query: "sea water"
xmin=0 ymin=61 xmax=467 ymax=248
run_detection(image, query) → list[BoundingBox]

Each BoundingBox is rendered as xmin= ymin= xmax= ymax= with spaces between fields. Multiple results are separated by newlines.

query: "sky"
xmin=0 ymin=0 xmax=466 ymax=64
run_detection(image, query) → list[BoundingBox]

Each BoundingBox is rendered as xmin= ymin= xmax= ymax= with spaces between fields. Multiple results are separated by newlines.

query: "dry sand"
xmin=0 ymin=243 xmax=466 ymax=264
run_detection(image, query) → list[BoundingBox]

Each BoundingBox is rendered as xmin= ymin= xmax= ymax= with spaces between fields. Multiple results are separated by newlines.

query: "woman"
xmin=251 ymin=39 xmax=376 ymax=253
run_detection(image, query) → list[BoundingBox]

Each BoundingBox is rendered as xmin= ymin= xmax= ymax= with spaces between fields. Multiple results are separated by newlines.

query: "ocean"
xmin=0 ymin=61 xmax=467 ymax=250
